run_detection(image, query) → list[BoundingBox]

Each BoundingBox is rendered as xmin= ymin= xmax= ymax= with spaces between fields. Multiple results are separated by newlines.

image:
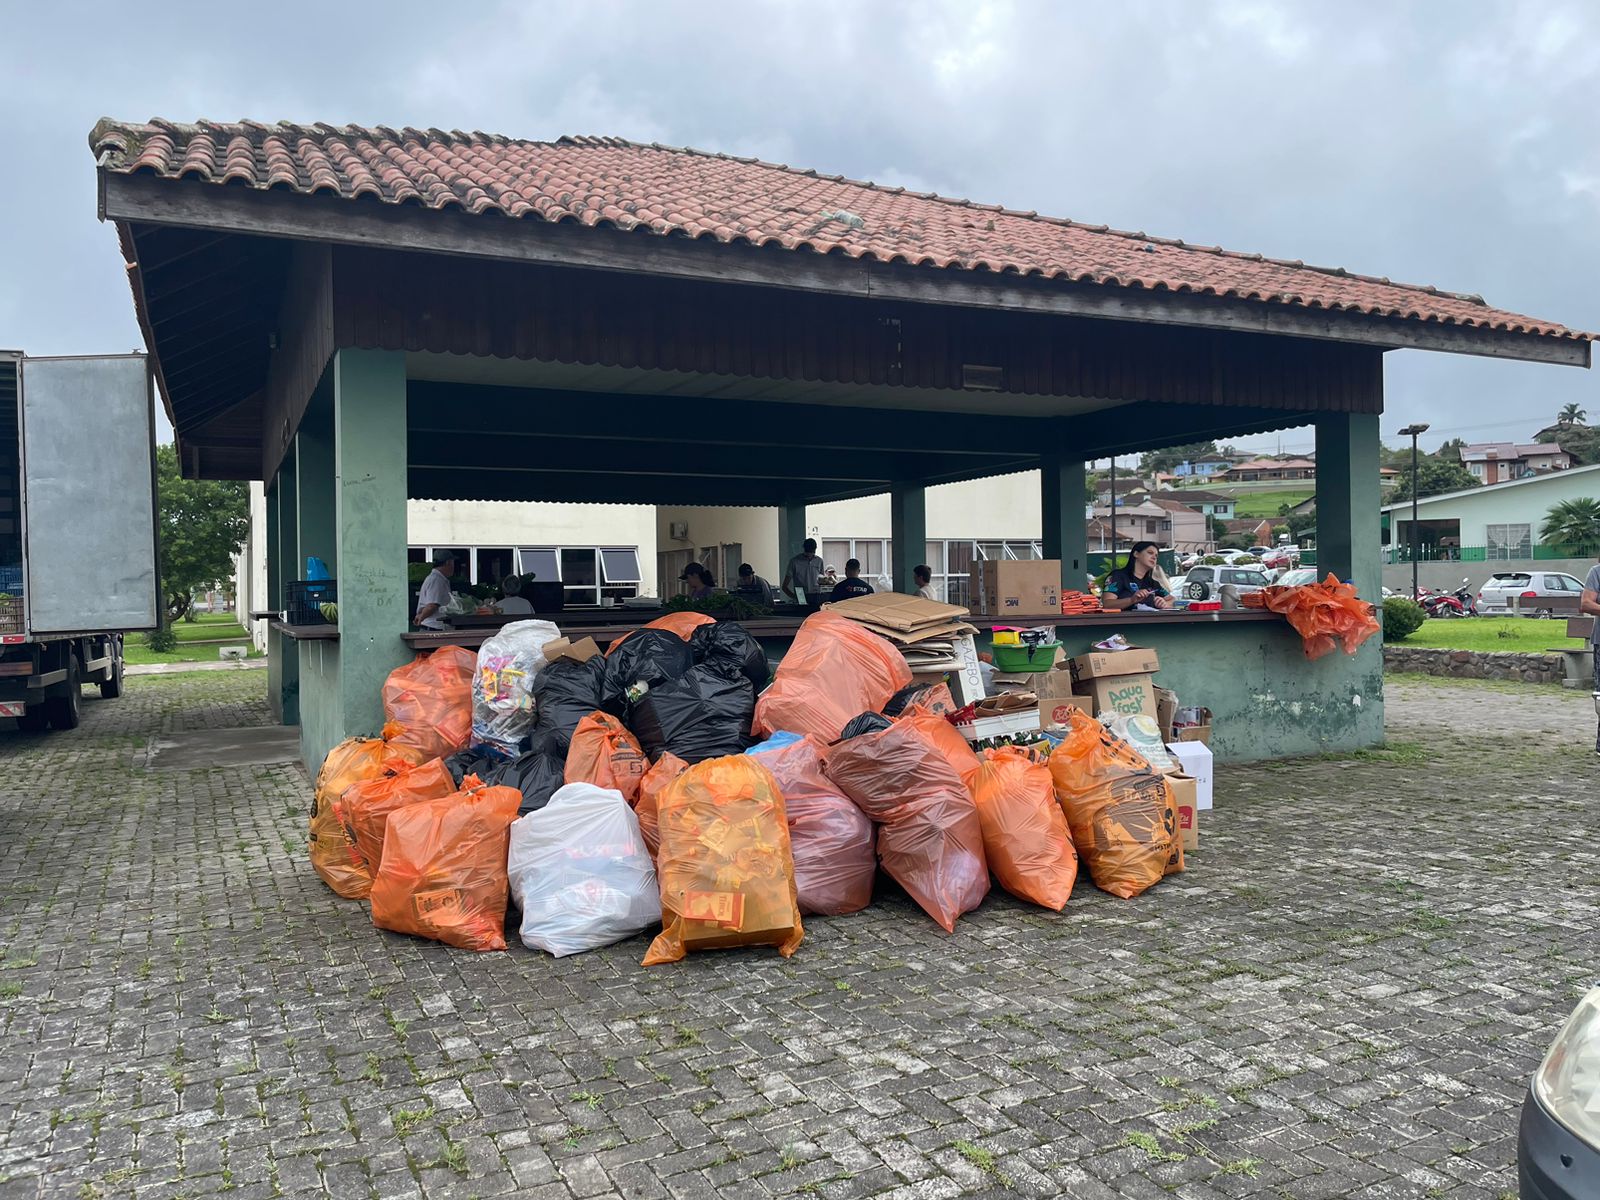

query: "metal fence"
xmin=1383 ymin=543 xmax=1600 ymax=564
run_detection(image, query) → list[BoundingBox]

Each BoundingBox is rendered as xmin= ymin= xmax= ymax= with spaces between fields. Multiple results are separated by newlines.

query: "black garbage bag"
xmin=690 ymin=621 xmax=769 ymax=690
xmin=883 ymin=682 xmax=943 ymax=718
xmin=443 ymin=747 xmax=504 ymax=787
xmin=533 ymin=657 xmax=624 ymax=750
xmin=523 ymin=724 xmax=568 ymax=760
xmin=628 ymin=665 xmax=756 ymax=764
xmin=839 ymin=711 xmax=894 ymax=741
xmin=605 ymin=629 xmax=694 ymax=698
xmin=480 ymin=750 xmax=567 ymax=815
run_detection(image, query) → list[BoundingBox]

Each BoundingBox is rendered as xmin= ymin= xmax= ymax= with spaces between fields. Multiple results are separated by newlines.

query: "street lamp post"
xmin=1398 ymin=423 xmax=1430 ymax=601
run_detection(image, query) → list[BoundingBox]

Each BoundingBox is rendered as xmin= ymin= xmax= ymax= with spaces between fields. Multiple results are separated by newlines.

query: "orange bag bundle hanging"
xmin=634 ymin=752 xmax=689 ymax=860
xmin=310 ymin=723 xmax=426 ymax=899
xmin=381 ymin=646 xmax=478 ymax=759
xmin=972 ymin=747 xmax=1078 ymax=911
xmin=605 ymin=611 xmax=717 ymax=657
xmin=753 ymin=611 xmax=912 ymax=743
xmin=748 ymin=735 xmax=876 ymax=916
xmin=1240 ymin=573 xmax=1380 ymax=661
xmin=338 ymin=757 xmax=459 ymax=877
xmin=643 ymin=755 xmax=803 ymax=966
xmin=824 ymin=721 xmax=989 ymax=933
xmin=1048 ymin=709 xmax=1182 ymax=899
xmin=369 ymin=776 xmax=522 ymax=951
xmin=565 ymin=712 xmax=649 ymax=803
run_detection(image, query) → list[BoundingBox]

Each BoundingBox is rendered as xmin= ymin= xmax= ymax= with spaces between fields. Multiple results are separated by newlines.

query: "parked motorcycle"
xmin=1450 ymin=577 xmax=1477 ymax=616
xmin=1415 ymin=582 xmax=1471 ymax=619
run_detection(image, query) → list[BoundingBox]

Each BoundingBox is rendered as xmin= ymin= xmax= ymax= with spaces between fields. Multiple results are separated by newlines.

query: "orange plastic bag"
xmin=825 ymin=721 xmax=989 ymax=932
xmin=898 ymin=707 xmax=982 ymax=786
xmin=643 ymin=756 xmax=804 ymax=966
xmin=369 ymin=777 xmax=522 ymax=951
xmin=605 ymin=611 xmax=717 ymax=657
xmin=339 ymin=757 xmax=459 ymax=877
xmin=1241 ymin=573 xmax=1380 ymax=660
xmin=565 ymin=712 xmax=649 ymax=803
xmin=753 ymin=611 xmax=912 ymax=742
xmin=635 ymin=752 xmax=688 ymax=860
xmin=750 ymin=735 xmax=876 ymax=916
xmin=1048 ymin=709 xmax=1182 ymax=899
xmin=382 ymin=646 xmax=477 ymax=759
xmin=310 ymin=723 xmax=426 ymax=899
xmin=972 ymin=747 xmax=1078 ymax=910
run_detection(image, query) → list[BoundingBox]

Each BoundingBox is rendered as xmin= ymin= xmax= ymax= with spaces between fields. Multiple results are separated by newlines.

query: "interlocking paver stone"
xmin=0 ymin=670 xmax=1596 ymax=1198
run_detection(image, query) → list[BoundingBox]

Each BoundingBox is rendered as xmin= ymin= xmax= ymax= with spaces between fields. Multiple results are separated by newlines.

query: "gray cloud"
xmin=5 ymin=0 xmax=1597 ymax=454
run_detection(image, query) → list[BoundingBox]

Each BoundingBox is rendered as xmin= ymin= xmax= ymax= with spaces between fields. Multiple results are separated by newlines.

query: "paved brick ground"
xmin=1 ymin=671 xmax=1597 ymax=1199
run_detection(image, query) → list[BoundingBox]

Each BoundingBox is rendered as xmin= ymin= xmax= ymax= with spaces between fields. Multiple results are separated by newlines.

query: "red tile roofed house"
xmin=87 ymin=117 xmax=1594 ymax=767
xmin=1224 ymin=457 xmax=1317 ymax=482
xmin=1457 ymin=442 xmax=1572 ymax=484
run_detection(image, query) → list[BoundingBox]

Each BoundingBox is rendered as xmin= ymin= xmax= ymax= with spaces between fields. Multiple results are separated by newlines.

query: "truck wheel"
xmin=15 ymin=706 xmax=48 ymax=733
xmin=46 ymin=656 xmax=81 ymax=731
xmin=99 ymin=644 xmax=124 ymax=699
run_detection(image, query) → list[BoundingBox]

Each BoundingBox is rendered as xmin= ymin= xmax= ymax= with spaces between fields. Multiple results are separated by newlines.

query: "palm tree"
xmin=1540 ymin=497 xmax=1600 ymax=550
xmin=1558 ymin=402 xmax=1587 ymax=426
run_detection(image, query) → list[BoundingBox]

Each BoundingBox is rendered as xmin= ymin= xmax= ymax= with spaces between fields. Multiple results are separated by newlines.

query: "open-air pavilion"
xmin=90 ymin=119 xmax=1593 ymax=769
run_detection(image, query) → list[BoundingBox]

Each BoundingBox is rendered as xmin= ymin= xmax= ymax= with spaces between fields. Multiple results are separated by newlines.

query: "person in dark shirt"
xmin=733 ymin=562 xmax=775 ymax=607
xmin=679 ymin=562 xmax=717 ymax=601
xmin=1100 ymin=541 xmax=1173 ymax=611
xmin=829 ymin=558 xmax=875 ymax=602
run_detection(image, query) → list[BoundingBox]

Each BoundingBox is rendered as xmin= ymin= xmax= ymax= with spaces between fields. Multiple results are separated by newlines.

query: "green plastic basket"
xmin=990 ymin=640 xmax=1061 ymax=673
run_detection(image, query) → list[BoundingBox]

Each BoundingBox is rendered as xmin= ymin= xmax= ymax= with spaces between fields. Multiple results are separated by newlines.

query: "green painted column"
xmin=889 ymin=481 xmax=927 ymax=595
xmin=294 ymin=377 xmax=337 ymax=575
xmin=1315 ymin=413 xmax=1381 ymax=602
xmin=330 ymin=348 xmax=410 ymax=752
xmin=269 ymin=461 xmax=300 ymax=725
xmin=777 ymin=500 xmax=807 ymax=580
xmin=1041 ymin=453 xmax=1089 ymax=591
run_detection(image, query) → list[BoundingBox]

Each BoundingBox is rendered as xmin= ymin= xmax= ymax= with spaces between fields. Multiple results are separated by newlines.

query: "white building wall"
xmin=1385 ymin=465 xmax=1600 ymax=550
xmin=234 ymin=481 xmax=269 ymax=652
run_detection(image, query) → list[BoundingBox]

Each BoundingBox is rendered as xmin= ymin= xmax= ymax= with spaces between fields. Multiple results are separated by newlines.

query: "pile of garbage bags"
xmin=312 ymin=610 xmax=1184 ymax=962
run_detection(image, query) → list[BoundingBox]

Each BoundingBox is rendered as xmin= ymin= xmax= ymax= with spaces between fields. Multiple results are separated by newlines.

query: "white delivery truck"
xmin=0 ymin=352 xmax=158 ymax=731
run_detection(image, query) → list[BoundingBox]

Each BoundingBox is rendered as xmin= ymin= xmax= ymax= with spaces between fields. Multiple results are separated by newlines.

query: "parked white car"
xmin=1182 ymin=564 xmax=1272 ymax=600
xmin=1477 ymin=571 xmax=1589 ymax=618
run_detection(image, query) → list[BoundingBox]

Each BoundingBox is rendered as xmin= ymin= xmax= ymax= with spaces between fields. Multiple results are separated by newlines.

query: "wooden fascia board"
xmin=100 ymin=171 xmax=1591 ymax=369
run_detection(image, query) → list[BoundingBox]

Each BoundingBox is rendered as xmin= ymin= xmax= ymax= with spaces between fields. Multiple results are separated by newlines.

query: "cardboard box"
xmin=970 ymin=560 xmax=1062 ymax=616
xmin=1067 ymin=646 xmax=1160 ymax=680
xmin=1173 ymin=706 xmax=1213 ymax=744
xmin=1153 ymin=686 xmax=1179 ymax=743
xmin=1165 ymin=740 xmax=1213 ymax=810
xmin=542 ymin=635 xmax=601 ymax=664
xmin=1073 ymin=672 xmax=1158 ymax=721
xmin=1167 ymin=773 xmax=1199 ymax=852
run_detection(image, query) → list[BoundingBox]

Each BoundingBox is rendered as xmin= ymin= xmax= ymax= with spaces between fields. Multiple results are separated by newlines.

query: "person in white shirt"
xmin=414 ymin=552 xmax=456 ymax=630
xmin=913 ymin=564 xmax=939 ymax=601
xmin=496 ymin=574 xmax=533 ymax=615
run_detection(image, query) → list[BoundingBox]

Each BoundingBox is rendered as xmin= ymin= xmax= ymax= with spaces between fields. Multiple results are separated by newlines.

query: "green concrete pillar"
xmin=328 ymin=348 xmax=410 ymax=753
xmin=777 ymin=500 xmax=808 ymax=578
xmin=1041 ymin=453 xmax=1089 ymax=590
xmin=295 ymin=377 xmax=336 ymax=576
xmin=1315 ymin=413 xmax=1381 ymax=603
xmin=268 ymin=462 xmax=300 ymax=725
xmin=889 ymin=482 xmax=927 ymax=595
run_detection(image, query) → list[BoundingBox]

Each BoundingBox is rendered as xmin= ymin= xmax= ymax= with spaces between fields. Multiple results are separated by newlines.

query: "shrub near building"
xmin=1382 ymin=597 xmax=1426 ymax=641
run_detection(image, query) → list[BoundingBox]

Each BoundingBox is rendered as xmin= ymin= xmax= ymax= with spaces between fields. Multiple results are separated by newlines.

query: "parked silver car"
xmin=1183 ymin=564 xmax=1271 ymax=600
xmin=1476 ymin=570 xmax=1589 ymax=618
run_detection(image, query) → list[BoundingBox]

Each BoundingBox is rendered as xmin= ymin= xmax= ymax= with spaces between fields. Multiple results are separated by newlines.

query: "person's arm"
xmin=780 ymin=561 xmax=797 ymax=599
xmin=1582 ymin=587 xmax=1600 ymax=618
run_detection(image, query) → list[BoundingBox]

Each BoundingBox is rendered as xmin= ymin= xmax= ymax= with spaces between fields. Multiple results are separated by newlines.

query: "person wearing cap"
xmin=733 ymin=563 xmax=775 ymax=607
xmin=781 ymin=538 xmax=824 ymax=605
xmin=679 ymin=562 xmax=716 ymax=600
xmin=414 ymin=551 xmax=456 ymax=630
xmin=829 ymin=558 xmax=875 ymax=602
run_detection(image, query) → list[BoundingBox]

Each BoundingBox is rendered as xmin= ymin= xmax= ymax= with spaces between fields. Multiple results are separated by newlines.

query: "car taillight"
xmin=1521 ymin=591 xmax=1539 ymax=599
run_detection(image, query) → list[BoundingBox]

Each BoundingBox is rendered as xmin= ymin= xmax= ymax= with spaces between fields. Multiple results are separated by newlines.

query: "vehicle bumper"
xmin=1519 ymin=1088 xmax=1600 ymax=1199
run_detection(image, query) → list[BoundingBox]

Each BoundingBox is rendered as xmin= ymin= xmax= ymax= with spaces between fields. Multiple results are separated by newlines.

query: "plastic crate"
xmin=0 ymin=595 xmax=22 ymax=635
xmin=0 ymin=566 xmax=23 ymax=595
xmin=990 ymin=640 xmax=1060 ymax=673
xmin=285 ymin=579 xmax=336 ymax=626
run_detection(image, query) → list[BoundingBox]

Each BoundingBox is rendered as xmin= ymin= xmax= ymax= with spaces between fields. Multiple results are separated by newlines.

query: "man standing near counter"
xmin=414 ymin=551 xmax=456 ymax=630
xmin=782 ymin=538 xmax=824 ymax=607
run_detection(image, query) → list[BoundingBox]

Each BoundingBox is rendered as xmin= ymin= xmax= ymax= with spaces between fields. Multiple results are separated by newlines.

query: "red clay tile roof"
xmin=90 ymin=118 xmax=1590 ymax=341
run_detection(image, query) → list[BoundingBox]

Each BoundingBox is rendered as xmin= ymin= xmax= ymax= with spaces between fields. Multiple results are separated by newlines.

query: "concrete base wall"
xmin=1381 ymin=558 xmax=1595 ymax=596
xmin=1383 ymin=645 xmax=1567 ymax=684
xmin=297 ymin=640 xmax=345 ymax=775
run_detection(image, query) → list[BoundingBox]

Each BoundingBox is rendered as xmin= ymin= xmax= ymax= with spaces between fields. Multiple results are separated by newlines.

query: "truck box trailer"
xmin=0 ymin=352 xmax=157 ymax=731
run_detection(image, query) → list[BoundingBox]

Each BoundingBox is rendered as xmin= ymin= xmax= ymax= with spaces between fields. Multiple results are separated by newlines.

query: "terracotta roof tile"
xmin=90 ymin=118 xmax=1591 ymax=342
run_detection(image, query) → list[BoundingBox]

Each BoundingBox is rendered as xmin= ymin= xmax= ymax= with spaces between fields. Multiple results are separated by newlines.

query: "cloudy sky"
xmin=5 ymin=0 xmax=1598 ymax=454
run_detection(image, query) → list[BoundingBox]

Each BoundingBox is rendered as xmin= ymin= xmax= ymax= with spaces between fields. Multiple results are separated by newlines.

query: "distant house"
xmin=1172 ymin=457 xmax=1232 ymax=480
xmin=1381 ymin=460 xmax=1600 ymax=560
xmin=1085 ymin=517 xmax=1133 ymax=551
xmin=1456 ymin=442 xmax=1573 ymax=484
xmin=1378 ymin=467 xmax=1400 ymax=488
xmin=1165 ymin=488 xmax=1236 ymax=520
xmin=1091 ymin=500 xmax=1208 ymax=551
xmin=1223 ymin=457 xmax=1317 ymax=482
xmin=1093 ymin=476 xmax=1153 ymax=506
xmin=1223 ymin=517 xmax=1276 ymax=545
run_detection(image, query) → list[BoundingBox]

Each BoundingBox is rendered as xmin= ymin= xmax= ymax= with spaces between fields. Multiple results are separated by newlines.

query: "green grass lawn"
xmin=172 ymin=613 xmax=249 ymax=642
xmin=126 ymin=637 xmax=261 ymax=666
xmin=1400 ymin=617 xmax=1587 ymax=654
xmin=1229 ymin=490 xmax=1314 ymax=518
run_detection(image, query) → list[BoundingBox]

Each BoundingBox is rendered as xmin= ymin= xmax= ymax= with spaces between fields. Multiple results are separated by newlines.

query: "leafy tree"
xmin=1217 ymin=533 xmax=1252 ymax=551
xmin=1559 ymin=402 xmax=1587 ymax=426
xmin=1537 ymin=423 xmax=1600 ymax=465
xmin=1280 ymin=508 xmax=1317 ymax=543
xmin=155 ymin=444 xmax=249 ymax=622
xmin=1388 ymin=456 xmax=1480 ymax=501
xmin=1206 ymin=515 xmax=1229 ymax=544
xmin=1540 ymin=498 xmax=1600 ymax=549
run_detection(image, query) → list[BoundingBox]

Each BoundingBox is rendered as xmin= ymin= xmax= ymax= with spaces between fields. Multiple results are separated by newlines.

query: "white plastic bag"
xmin=507 ymin=783 xmax=662 ymax=957
xmin=1097 ymin=713 xmax=1174 ymax=773
xmin=472 ymin=619 xmax=562 ymax=755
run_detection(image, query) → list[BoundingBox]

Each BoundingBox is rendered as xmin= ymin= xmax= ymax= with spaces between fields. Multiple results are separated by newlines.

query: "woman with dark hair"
xmin=678 ymin=562 xmax=717 ymax=601
xmin=1101 ymin=541 xmax=1173 ymax=611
